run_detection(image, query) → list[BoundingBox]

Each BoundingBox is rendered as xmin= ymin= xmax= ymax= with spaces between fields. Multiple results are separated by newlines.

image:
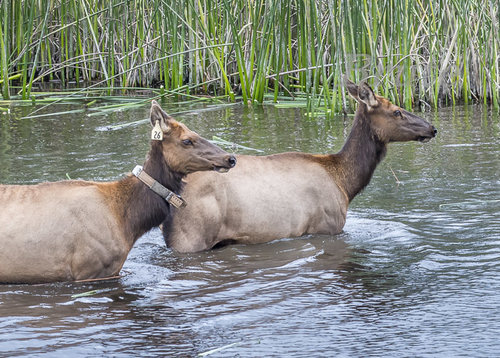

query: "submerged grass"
xmin=0 ymin=0 xmax=498 ymax=111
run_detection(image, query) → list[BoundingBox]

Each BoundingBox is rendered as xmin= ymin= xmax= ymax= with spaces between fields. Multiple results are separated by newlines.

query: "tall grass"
xmin=0 ymin=0 xmax=499 ymax=110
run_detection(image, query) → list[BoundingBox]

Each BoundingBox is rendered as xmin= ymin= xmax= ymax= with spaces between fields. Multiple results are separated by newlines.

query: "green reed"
xmin=0 ymin=0 xmax=498 ymax=111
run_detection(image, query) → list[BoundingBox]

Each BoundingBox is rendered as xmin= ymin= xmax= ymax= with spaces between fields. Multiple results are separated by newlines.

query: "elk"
xmin=163 ymin=79 xmax=437 ymax=252
xmin=0 ymin=101 xmax=236 ymax=283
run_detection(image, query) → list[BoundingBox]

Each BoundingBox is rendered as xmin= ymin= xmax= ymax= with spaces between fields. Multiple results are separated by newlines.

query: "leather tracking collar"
xmin=132 ymin=165 xmax=187 ymax=209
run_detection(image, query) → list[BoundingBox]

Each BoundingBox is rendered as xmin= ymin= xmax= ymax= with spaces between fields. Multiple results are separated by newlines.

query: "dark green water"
xmin=0 ymin=101 xmax=499 ymax=357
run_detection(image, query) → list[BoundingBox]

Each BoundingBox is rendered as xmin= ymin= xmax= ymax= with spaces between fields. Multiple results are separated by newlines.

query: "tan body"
xmin=167 ymin=154 xmax=347 ymax=252
xmin=164 ymin=79 xmax=437 ymax=252
xmin=0 ymin=102 xmax=235 ymax=283
xmin=0 ymin=181 xmax=134 ymax=282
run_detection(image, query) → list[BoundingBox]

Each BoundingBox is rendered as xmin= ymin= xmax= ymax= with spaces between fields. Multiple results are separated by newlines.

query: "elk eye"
xmin=393 ymin=110 xmax=402 ymax=117
xmin=182 ymin=139 xmax=193 ymax=146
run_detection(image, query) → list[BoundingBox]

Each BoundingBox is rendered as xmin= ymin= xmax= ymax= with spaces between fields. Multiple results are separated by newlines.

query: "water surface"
xmin=0 ymin=101 xmax=499 ymax=357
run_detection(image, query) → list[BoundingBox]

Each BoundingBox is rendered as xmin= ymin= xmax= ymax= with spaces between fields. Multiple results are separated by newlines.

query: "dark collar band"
xmin=132 ymin=165 xmax=186 ymax=209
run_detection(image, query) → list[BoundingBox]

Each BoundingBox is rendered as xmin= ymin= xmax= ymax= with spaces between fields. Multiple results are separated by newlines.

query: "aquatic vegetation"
xmin=0 ymin=0 xmax=498 ymax=111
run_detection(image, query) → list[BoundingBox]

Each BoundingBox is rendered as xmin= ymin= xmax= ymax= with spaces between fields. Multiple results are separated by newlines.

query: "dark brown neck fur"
xmin=109 ymin=141 xmax=184 ymax=246
xmin=326 ymin=105 xmax=387 ymax=202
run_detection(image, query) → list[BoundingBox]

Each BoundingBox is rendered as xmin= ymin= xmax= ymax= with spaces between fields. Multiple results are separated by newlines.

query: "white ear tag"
xmin=151 ymin=120 xmax=163 ymax=141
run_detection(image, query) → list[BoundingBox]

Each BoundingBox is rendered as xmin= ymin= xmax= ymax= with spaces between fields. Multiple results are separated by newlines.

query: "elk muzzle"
xmin=417 ymin=125 xmax=437 ymax=143
xmin=214 ymin=155 xmax=237 ymax=173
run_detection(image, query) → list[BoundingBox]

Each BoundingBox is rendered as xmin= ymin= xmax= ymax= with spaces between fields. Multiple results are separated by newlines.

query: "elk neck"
xmin=327 ymin=105 xmax=387 ymax=202
xmin=110 ymin=141 xmax=184 ymax=246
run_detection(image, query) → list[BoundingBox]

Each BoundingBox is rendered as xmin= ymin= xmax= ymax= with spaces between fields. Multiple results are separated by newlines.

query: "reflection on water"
xmin=0 ymin=102 xmax=499 ymax=356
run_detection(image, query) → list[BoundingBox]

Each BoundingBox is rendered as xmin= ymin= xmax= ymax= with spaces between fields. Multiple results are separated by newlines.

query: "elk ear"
xmin=344 ymin=77 xmax=360 ymax=101
xmin=150 ymin=100 xmax=172 ymax=133
xmin=357 ymin=82 xmax=379 ymax=110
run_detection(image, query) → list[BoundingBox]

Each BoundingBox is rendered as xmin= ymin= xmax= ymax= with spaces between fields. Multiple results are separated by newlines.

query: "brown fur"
xmin=0 ymin=101 xmax=236 ymax=283
xmin=163 ymin=79 xmax=437 ymax=252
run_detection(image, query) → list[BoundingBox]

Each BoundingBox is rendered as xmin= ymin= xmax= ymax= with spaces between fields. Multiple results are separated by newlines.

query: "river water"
xmin=0 ymin=101 xmax=498 ymax=357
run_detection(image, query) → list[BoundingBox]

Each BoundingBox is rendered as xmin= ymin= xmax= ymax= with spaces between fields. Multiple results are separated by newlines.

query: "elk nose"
xmin=432 ymin=126 xmax=437 ymax=137
xmin=227 ymin=155 xmax=237 ymax=168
